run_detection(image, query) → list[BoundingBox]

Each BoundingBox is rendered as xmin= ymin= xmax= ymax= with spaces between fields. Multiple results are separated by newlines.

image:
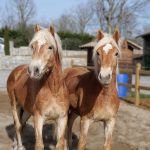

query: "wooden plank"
xmin=140 ymin=70 xmax=150 ymax=75
xmin=140 ymin=86 xmax=150 ymax=91
xmin=120 ymin=69 xmax=133 ymax=74
xmin=118 ymin=83 xmax=135 ymax=88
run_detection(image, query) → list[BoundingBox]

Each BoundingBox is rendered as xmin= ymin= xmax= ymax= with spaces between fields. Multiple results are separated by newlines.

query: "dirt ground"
xmin=126 ymin=98 xmax=150 ymax=108
xmin=0 ymin=91 xmax=150 ymax=150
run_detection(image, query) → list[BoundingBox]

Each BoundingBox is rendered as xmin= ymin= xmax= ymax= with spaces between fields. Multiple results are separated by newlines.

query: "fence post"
xmin=135 ymin=63 xmax=141 ymax=106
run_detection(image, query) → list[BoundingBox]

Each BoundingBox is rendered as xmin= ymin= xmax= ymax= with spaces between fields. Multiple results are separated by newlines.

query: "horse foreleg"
xmin=68 ymin=111 xmax=78 ymax=149
xmin=56 ymin=115 xmax=68 ymax=150
xmin=104 ymin=117 xmax=115 ymax=150
xmin=33 ymin=113 xmax=44 ymax=150
xmin=78 ymin=117 xmax=92 ymax=150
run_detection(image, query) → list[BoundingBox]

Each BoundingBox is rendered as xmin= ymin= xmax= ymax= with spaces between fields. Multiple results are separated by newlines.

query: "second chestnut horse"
xmin=64 ymin=30 xmax=120 ymax=150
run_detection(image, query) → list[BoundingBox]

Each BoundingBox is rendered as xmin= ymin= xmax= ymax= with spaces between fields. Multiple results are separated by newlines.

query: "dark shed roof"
xmin=137 ymin=32 xmax=150 ymax=38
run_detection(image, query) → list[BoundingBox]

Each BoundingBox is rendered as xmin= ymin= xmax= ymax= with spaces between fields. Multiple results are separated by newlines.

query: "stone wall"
xmin=0 ymin=46 xmax=87 ymax=90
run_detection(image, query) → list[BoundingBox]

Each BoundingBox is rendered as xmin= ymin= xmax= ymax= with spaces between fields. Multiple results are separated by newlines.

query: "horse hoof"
xmin=17 ymin=146 xmax=25 ymax=150
xmin=11 ymin=141 xmax=17 ymax=150
xmin=11 ymin=145 xmax=24 ymax=150
xmin=35 ymin=145 xmax=44 ymax=150
xmin=12 ymin=144 xmax=17 ymax=150
xmin=56 ymin=145 xmax=64 ymax=150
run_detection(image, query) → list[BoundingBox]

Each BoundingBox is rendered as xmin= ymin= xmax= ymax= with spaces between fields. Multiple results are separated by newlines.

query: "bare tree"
xmin=55 ymin=1 xmax=94 ymax=33
xmin=12 ymin=0 xmax=36 ymax=31
xmin=142 ymin=24 xmax=150 ymax=34
xmin=73 ymin=1 xmax=94 ymax=33
xmin=95 ymin=0 xmax=128 ymax=33
xmin=94 ymin=0 xmax=150 ymax=36
xmin=2 ymin=3 xmax=16 ymax=29
xmin=55 ymin=14 xmax=78 ymax=32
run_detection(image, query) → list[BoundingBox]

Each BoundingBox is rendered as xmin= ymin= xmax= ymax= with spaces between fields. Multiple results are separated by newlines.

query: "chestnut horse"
xmin=64 ymin=30 xmax=120 ymax=150
xmin=7 ymin=25 xmax=69 ymax=150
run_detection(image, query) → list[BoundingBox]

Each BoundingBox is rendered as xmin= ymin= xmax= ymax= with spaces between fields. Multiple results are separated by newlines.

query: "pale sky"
xmin=0 ymin=0 xmax=150 ymax=34
xmin=34 ymin=0 xmax=88 ymax=21
xmin=0 ymin=0 xmax=88 ymax=25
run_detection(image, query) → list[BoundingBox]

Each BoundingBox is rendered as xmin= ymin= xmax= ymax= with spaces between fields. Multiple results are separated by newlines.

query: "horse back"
xmin=7 ymin=64 xmax=29 ymax=107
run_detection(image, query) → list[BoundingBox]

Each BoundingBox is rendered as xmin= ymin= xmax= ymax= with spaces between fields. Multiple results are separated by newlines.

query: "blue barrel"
xmin=117 ymin=74 xmax=128 ymax=97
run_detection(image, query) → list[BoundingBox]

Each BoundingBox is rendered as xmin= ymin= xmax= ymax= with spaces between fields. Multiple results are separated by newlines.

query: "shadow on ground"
xmin=6 ymin=123 xmax=79 ymax=150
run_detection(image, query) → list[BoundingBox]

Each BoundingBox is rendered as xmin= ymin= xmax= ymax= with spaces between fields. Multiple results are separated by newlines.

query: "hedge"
xmin=0 ymin=28 xmax=94 ymax=49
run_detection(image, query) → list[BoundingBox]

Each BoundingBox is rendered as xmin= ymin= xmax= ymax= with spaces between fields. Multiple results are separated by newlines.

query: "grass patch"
xmin=130 ymin=92 xmax=150 ymax=99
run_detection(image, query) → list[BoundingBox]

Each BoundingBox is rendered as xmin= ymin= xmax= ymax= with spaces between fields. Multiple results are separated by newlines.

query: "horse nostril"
xmin=34 ymin=67 xmax=39 ymax=75
xmin=107 ymin=74 xmax=111 ymax=79
xmin=99 ymin=73 xmax=102 ymax=79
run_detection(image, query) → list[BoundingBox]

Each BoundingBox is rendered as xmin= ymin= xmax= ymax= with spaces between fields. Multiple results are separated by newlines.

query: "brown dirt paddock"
xmin=126 ymin=98 xmax=150 ymax=109
xmin=0 ymin=91 xmax=150 ymax=150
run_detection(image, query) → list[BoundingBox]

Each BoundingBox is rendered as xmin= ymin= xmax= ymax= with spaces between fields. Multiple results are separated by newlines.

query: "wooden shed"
xmin=137 ymin=32 xmax=150 ymax=69
xmin=80 ymin=39 xmax=142 ymax=69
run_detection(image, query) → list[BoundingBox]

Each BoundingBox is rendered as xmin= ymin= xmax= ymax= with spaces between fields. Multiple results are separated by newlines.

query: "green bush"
xmin=0 ymin=27 xmax=94 ymax=49
xmin=62 ymin=38 xmax=82 ymax=50
xmin=58 ymin=31 xmax=94 ymax=50
xmin=0 ymin=25 xmax=34 ymax=47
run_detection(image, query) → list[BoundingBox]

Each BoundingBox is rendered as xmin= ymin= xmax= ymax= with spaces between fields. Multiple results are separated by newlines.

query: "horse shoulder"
xmin=111 ymin=90 xmax=120 ymax=112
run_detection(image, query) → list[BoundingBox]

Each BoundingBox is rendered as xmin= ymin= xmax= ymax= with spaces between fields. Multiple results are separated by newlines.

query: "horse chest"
xmin=42 ymin=97 xmax=66 ymax=119
xmin=92 ymin=103 xmax=115 ymax=121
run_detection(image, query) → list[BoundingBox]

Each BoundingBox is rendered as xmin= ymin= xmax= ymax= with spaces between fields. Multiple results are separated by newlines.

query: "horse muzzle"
xmin=98 ymin=68 xmax=112 ymax=85
xmin=27 ymin=65 xmax=43 ymax=80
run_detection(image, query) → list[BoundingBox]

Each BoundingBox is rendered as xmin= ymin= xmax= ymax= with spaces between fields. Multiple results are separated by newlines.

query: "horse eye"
xmin=97 ymin=51 xmax=100 ymax=56
xmin=31 ymin=45 xmax=34 ymax=49
xmin=48 ymin=46 xmax=53 ymax=50
xmin=115 ymin=52 xmax=118 ymax=56
xmin=31 ymin=45 xmax=34 ymax=51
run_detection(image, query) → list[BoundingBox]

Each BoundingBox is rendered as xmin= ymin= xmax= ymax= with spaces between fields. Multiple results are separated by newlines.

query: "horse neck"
xmin=47 ymin=34 xmax=63 ymax=92
xmin=47 ymin=56 xmax=63 ymax=93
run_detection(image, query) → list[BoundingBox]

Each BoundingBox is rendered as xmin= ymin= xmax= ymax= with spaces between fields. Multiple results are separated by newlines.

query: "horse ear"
xmin=96 ymin=30 xmax=104 ymax=41
xmin=49 ymin=25 xmax=55 ymax=37
xmin=113 ymin=28 xmax=120 ymax=44
xmin=34 ymin=24 xmax=41 ymax=32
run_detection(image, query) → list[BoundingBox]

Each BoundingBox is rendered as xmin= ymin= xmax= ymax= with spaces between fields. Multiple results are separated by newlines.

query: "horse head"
xmin=93 ymin=29 xmax=121 ymax=85
xmin=28 ymin=25 xmax=62 ymax=79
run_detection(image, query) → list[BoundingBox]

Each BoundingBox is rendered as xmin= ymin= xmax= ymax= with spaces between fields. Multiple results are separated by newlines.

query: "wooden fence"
xmin=71 ymin=61 xmax=150 ymax=107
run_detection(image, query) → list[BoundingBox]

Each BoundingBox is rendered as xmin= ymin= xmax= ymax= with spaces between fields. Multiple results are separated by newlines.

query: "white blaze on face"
xmin=103 ymin=43 xmax=112 ymax=54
